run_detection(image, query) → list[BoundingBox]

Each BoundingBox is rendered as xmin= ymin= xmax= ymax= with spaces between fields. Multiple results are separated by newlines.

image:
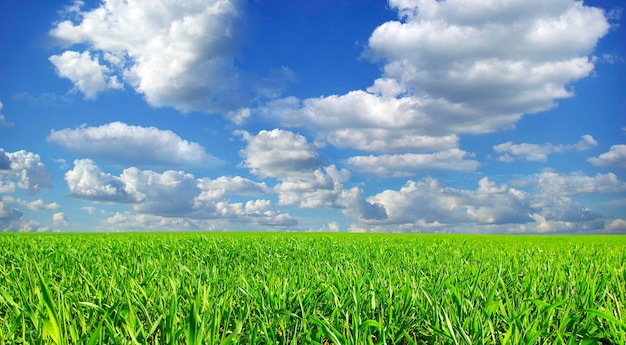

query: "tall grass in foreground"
xmin=0 ymin=233 xmax=624 ymax=344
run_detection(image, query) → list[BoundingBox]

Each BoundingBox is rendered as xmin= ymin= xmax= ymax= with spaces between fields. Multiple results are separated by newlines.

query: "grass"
xmin=0 ymin=232 xmax=624 ymax=344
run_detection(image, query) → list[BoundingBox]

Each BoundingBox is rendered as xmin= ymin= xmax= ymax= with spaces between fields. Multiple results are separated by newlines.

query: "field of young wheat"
xmin=0 ymin=232 xmax=624 ymax=344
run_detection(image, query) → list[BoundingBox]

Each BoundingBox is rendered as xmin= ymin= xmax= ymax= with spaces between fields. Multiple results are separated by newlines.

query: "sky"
xmin=0 ymin=0 xmax=625 ymax=233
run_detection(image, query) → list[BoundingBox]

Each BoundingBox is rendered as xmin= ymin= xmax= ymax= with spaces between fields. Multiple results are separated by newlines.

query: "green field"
xmin=0 ymin=233 xmax=624 ymax=344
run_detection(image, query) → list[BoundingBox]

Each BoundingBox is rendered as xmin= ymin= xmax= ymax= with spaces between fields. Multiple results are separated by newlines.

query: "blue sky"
xmin=1 ymin=0 xmax=625 ymax=233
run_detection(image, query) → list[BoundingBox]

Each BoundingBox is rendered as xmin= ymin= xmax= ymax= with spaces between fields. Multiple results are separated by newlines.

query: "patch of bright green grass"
xmin=0 ymin=233 xmax=624 ymax=344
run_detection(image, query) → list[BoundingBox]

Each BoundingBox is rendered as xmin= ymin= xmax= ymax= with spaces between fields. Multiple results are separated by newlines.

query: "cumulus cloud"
xmin=1 ymin=219 xmax=47 ymax=233
xmin=346 ymin=149 xmax=479 ymax=177
xmin=0 ymin=199 xmax=23 ymax=220
xmin=0 ymin=196 xmax=60 ymax=212
xmin=237 ymin=129 xmax=322 ymax=179
xmin=65 ymin=159 xmax=295 ymax=226
xmin=238 ymin=129 xmax=385 ymax=214
xmin=48 ymin=122 xmax=219 ymax=167
xmin=273 ymin=165 xmax=350 ymax=208
xmin=494 ymin=134 xmax=597 ymax=162
xmin=338 ymin=187 xmax=388 ymax=221
xmin=269 ymin=92 xmax=461 ymax=152
xmin=514 ymin=170 xmax=625 ymax=225
xmin=368 ymin=0 xmax=608 ymax=112
xmin=355 ymin=173 xmax=614 ymax=233
xmin=605 ymin=219 xmax=626 ymax=233
xmin=238 ymin=129 xmax=340 ymax=207
xmin=24 ymin=199 xmax=61 ymax=211
xmin=52 ymin=212 xmax=70 ymax=226
xmin=65 ymin=159 xmax=135 ymax=202
xmin=366 ymin=177 xmax=531 ymax=226
xmin=49 ymin=0 xmax=248 ymax=112
xmin=100 ymin=210 xmax=296 ymax=231
xmin=517 ymin=170 xmax=626 ymax=196
xmin=196 ymin=176 xmax=270 ymax=201
xmin=269 ymin=0 xmax=609 ymax=154
xmin=49 ymin=50 xmax=122 ymax=99
xmin=0 ymin=181 xmax=15 ymax=194
xmin=588 ymin=145 xmax=626 ymax=169
xmin=121 ymin=167 xmax=199 ymax=215
xmin=101 ymin=212 xmax=202 ymax=232
xmin=0 ymin=150 xmax=54 ymax=194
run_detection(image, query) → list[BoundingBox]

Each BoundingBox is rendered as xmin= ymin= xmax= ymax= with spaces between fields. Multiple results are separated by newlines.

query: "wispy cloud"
xmin=493 ymin=135 xmax=597 ymax=162
xmin=588 ymin=145 xmax=626 ymax=169
xmin=47 ymin=122 xmax=221 ymax=167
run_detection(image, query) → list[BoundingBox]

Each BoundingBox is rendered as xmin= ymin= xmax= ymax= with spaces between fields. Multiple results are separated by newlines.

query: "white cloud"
xmin=49 ymin=0 xmax=245 ymax=112
xmin=238 ymin=129 xmax=342 ymax=207
xmin=1 ymin=150 xmax=54 ymax=194
xmin=1 ymin=219 xmax=47 ymax=233
xmin=270 ymin=0 xmax=609 ymax=154
xmin=270 ymin=91 xmax=461 ymax=152
xmin=237 ymin=129 xmax=384 ymax=214
xmin=338 ymin=187 xmax=388 ymax=221
xmin=64 ymin=159 xmax=295 ymax=226
xmin=65 ymin=159 xmax=135 ymax=202
xmin=494 ymin=135 xmax=597 ymax=162
xmin=24 ymin=199 xmax=61 ymax=211
xmin=354 ymin=173 xmax=615 ymax=232
xmin=273 ymin=165 xmax=350 ymax=209
xmin=52 ymin=212 xmax=70 ymax=226
xmin=513 ymin=170 xmax=625 ymax=223
xmin=237 ymin=129 xmax=321 ymax=179
xmin=588 ymin=145 xmax=626 ymax=169
xmin=517 ymin=170 xmax=626 ymax=196
xmin=367 ymin=177 xmax=532 ymax=226
xmin=49 ymin=50 xmax=122 ymax=99
xmin=196 ymin=176 xmax=270 ymax=201
xmin=227 ymin=108 xmax=251 ymax=125
xmin=82 ymin=206 xmax=104 ymax=214
xmin=346 ymin=149 xmax=479 ymax=177
xmin=101 ymin=212 xmax=203 ymax=232
xmin=120 ymin=168 xmax=199 ymax=215
xmin=315 ymin=221 xmax=341 ymax=232
xmin=48 ymin=122 xmax=219 ymax=167
xmin=0 ymin=199 xmax=22 ymax=220
xmin=0 ymin=181 xmax=15 ymax=194
xmin=606 ymin=219 xmax=626 ymax=233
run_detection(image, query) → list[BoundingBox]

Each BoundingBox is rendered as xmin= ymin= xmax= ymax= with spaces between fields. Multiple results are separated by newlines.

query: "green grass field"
xmin=0 ymin=233 xmax=624 ymax=344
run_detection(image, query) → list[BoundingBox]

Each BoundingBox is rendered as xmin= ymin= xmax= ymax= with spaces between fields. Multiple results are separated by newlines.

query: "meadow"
xmin=0 ymin=232 xmax=624 ymax=344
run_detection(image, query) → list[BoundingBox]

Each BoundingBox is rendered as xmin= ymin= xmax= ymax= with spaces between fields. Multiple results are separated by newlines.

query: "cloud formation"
xmin=367 ymin=177 xmax=532 ymax=226
xmin=48 ymin=51 xmax=123 ymax=99
xmin=360 ymin=173 xmax=613 ymax=233
xmin=52 ymin=212 xmax=70 ymax=226
xmin=494 ymin=134 xmax=597 ymax=162
xmin=588 ymin=145 xmax=626 ymax=169
xmin=0 ymin=198 xmax=23 ymax=221
xmin=346 ymin=149 xmax=479 ymax=177
xmin=237 ymin=129 xmax=322 ymax=179
xmin=65 ymin=159 xmax=135 ymax=202
xmin=50 ymin=0 xmax=245 ymax=112
xmin=238 ymin=129 xmax=387 ymax=217
xmin=517 ymin=170 xmax=626 ymax=196
xmin=0 ymin=150 xmax=54 ymax=194
xmin=270 ymin=0 xmax=609 ymax=154
xmin=64 ymin=159 xmax=296 ymax=226
xmin=48 ymin=122 xmax=219 ymax=167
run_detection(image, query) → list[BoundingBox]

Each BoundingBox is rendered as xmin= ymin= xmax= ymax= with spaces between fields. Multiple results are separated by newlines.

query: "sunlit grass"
xmin=0 ymin=233 xmax=624 ymax=344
